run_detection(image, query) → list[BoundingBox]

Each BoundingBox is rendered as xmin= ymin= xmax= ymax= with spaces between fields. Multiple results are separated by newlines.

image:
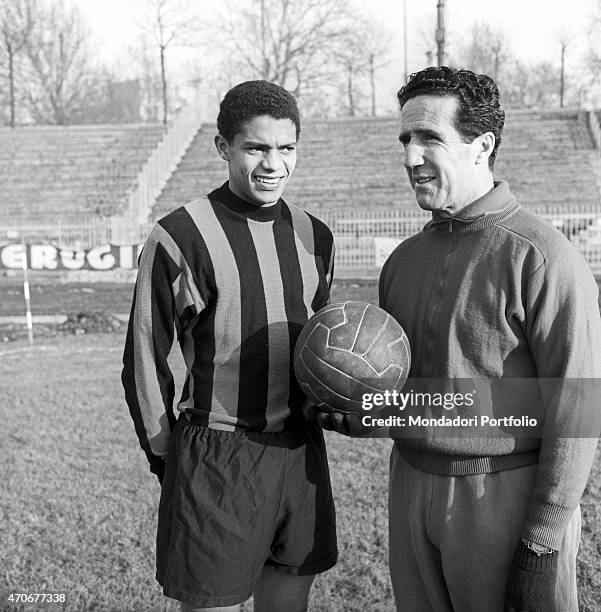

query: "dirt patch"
xmin=57 ymin=311 xmax=125 ymax=335
xmin=0 ymin=311 xmax=125 ymax=342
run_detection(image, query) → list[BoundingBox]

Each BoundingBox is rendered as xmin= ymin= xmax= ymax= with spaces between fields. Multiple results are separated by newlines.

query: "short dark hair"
xmin=397 ymin=66 xmax=505 ymax=169
xmin=216 ymin=80 xmax=301 ymax=143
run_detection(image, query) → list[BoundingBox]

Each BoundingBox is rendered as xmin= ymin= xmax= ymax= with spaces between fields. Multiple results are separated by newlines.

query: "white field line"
xmin=0 ymin=345 xmax=122 ymax=358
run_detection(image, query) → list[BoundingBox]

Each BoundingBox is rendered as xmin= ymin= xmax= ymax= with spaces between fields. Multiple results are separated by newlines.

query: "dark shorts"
xmin=156 ymin=414 xmax=338 ymax=607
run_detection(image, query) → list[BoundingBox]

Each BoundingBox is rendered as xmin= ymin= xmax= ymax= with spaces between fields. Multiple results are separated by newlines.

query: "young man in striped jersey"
xmin=122 ymin=80 xmax=337 ymax=611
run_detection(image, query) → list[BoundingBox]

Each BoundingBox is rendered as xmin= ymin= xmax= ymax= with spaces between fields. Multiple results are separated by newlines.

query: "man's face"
xmin=399 ymin=95 xmax=483 ymax=214
xmin=215 ymin=115 xmax=297 ymax=206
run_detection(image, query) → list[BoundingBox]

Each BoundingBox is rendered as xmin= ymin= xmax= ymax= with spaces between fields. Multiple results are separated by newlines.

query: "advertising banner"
xmin=0 ymin=243 xmax=144 ymax=271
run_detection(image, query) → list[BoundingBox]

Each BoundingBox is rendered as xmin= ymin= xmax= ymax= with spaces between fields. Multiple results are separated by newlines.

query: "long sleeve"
xmin=122 ymin=225 xmax=191 ymax=478
xmin=123 ymin=195 xmax=335 ymax=445
xmin=522 ymin=247 xmax=601 ymax=549
xmin=377 ymin=182 xmax=601 ymax=550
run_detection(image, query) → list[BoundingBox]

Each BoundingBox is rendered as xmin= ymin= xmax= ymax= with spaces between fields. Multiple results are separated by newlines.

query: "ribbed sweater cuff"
xmin=396 ymin=444 xmax=540 ymax=476
xmin=522 ymin=502 xmax=575 ymax=551
xmin=514 ymin=541 xmax=558 ymax=571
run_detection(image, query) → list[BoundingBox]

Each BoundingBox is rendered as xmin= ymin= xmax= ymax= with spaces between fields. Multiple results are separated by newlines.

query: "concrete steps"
xmin=2 ymin=108 xmax=599 ymax=231
xmin=152 ymin=109 xmax=601 ymax=218
xmin=1 ymin=124 xmax=165 ymax=223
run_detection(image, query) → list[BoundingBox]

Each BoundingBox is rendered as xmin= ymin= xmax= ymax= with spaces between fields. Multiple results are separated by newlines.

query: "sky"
xmin=74 ymin=0 xmax=599 ymax=114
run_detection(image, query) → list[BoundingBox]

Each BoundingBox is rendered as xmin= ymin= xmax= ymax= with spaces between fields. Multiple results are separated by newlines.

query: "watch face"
xmin=522 ymin=539 xmax=554 ymax=555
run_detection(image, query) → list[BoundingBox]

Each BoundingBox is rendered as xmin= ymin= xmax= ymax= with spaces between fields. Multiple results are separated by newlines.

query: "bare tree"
xmin=23 ymin=1 xmax=97 ymax=125
xmin=122 ymin=32 xmax=163 ymax=122
xmin=217 ymin=0 xmax=355 ymax=105
xmin=502 ymin=60 xmax=561 ymax=108
xmin=357 ymin=24 xmax=392 ymax=117
xmin=451 ymin=21 xmax=579 ymax=110
xmin=455 ymin=22 xmax=512 ymax=82
xmin=132 ymin=0 xmax=201 ymax=125
xmin=331 ymin=16 xmax=392 ymax=117
xmin=503 ymin=61 xmax=530 ymax=107
xmin=585 ymin=1 xmax=601 ymax=104
xmin=70 ymin=71 xmax=143 ymax=124
xmin=555 ymin=27 xmax=576 ymax=108
xmin=334 ymin=35 xmax=363 ymax=116
xmin=0 ymin=0 xmax=36 ymax=127
xmin=527 ymin=62 xmax=562 ymax=108
xmin=411 ymin=14 xmax=437 ymax=70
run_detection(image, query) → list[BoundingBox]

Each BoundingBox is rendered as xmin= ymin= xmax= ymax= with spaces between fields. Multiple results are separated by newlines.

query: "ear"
xmin=214 ymin=133 xmax=230 ymax=162
xmin=474 ymin=132 xmax=495 ymax=165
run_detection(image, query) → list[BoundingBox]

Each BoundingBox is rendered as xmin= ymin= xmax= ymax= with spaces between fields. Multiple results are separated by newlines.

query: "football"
xmin=294 ymin=301 xmax=411 ymax=414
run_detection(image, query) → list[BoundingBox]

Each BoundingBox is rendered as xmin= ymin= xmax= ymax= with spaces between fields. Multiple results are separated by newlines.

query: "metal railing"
xmin=0 ymin=219 xmax=152 ymax=250
xmin=120 ymin=89 xmax=206 ymax=228
xmin=4 ymin=204 xmax=601 ymax=278
xmin=325 ymin=205 xmax=601 ymax=278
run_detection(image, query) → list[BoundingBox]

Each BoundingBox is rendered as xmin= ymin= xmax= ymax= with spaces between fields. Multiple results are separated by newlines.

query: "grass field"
xmin=0 ymin=278 xmax=135 ymax=317
xmin=1 ymin=280 xmax=601 ymax=611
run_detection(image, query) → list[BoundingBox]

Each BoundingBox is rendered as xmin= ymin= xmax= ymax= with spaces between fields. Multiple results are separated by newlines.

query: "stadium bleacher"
xmin=1 ymin=109 xmax=599 ymax=228
xmin=152 ymin=108 xmax=601 ymax=219
xmin=1 ymin=109 xmax=600 ymax=277
xmin=0 ymin=123 xmax=165 ymax=224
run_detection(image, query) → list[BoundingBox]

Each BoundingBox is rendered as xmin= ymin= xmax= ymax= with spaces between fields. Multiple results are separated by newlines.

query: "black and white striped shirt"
xmin=122 ymin=183 xmax=334 ymax=473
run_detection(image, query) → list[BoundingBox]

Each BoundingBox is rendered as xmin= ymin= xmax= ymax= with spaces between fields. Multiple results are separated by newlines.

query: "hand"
xmin=317 ymin=411 xmax=370 ymax=436
xmin=504 ymin=540 xmax=559 ymax=612
xmin=301 ymin=401 xmax=371 ymax=436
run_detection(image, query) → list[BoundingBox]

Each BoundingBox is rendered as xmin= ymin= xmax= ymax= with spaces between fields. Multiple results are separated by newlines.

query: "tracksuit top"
xmin=379 ymin=180 xmax=601 ymax=549
xmin=122 ymin=183 xmax=334 ymax=476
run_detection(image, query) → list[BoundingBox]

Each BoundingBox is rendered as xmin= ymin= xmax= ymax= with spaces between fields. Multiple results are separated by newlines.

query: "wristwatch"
xmin=521 ymin=538 xmax=555 ymax=555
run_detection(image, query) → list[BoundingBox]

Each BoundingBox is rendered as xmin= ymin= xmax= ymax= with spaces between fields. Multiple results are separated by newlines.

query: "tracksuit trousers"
xmin=388 ymin=445 xmax=581 ymax=612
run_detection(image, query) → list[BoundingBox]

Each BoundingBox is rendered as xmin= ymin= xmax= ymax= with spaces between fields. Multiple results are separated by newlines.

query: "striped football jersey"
xmin=122 ymin=183 xmax=335 ymax=473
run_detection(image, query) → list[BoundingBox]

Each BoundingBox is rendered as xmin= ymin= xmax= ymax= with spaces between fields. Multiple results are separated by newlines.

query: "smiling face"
xmin=399 ymin=95 xmax=492 ymax=214
xmin=215 ymin=114 xmax=297 ymax=206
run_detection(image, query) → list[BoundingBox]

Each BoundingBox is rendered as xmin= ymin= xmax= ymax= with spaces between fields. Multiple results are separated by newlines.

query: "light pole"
xmin=560 ymin=40 xmax=567 ymax=108
xmin=403 ymin=0 xmax=408 ymax=82
xmin=436 ymin=0 xmax=446 ymax=66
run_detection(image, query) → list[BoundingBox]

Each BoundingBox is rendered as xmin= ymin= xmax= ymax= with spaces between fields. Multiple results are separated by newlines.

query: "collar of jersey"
xmin=209 ymin=182 xmax=283 ymax=222
xmin=428 ymin=180 xmax=520 ymax=232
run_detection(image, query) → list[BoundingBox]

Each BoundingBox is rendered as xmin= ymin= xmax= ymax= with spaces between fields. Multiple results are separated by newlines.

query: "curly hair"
xmin=216 ymin=80 xmax=300 ymax=143
xmin=397 ymin=66 xmax=505 ymax=169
